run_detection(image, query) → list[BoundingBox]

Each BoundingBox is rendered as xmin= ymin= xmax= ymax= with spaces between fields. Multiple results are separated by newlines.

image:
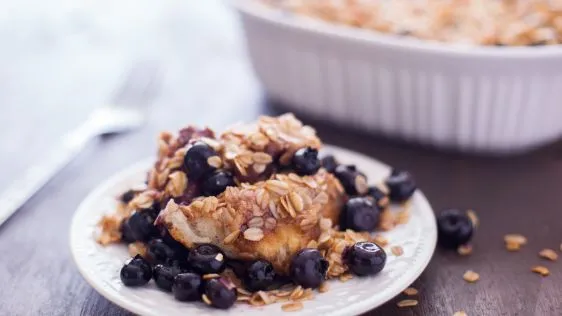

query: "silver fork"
xmin=0 ymin=62 xmax=161 ymax=226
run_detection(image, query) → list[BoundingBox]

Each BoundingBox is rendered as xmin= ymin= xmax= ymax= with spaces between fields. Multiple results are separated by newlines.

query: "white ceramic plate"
xmin=70 ymin=145 xmax=437 ymax=316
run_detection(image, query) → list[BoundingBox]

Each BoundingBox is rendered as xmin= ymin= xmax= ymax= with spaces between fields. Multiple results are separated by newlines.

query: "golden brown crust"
xmin=159 ymin=170 xmax=345 ymax=273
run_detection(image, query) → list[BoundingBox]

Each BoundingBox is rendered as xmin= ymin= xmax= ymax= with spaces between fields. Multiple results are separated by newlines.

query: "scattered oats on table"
xmin=403 ymin=287 xmax=418 ymax=296
xmin=463 ymin=270 xmax=480 ymax=283
xmin=457 ymin=244 xmax=473 ymax=256
xmin=397 ymin=299 xmax=418 ymax=308
xmin=539 ymin=249 xmax=558 ymax=261
xmin=504 ymin=234 xmax=527 ymax=245
xmin=504 ymin=234 xmax=527 ymax=251
xmin=506 ymin=242 xmax=521 ymax=252
xmin=531 ymin=265 xmax=550 ymax=276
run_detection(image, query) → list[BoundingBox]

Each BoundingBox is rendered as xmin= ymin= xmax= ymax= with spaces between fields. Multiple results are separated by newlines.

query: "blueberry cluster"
xmin=119 ymin=242 xmax=332 ymax=309
xmin=321 ymin=154 xmax=418 ymax=233
xmin=184 ymin=142 xmax=235 ymax=197
xmin=320 ymin=155 xmax=420 ymax=277
xmin=120 ymin=242 xmax=236 ymax=309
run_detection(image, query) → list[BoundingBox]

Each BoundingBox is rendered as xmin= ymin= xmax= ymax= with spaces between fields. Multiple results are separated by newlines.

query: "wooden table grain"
xmin=0 ymin=1 xmax=560 ymax=315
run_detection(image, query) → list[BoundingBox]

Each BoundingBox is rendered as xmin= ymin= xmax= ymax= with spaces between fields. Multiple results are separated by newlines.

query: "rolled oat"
xmin=539 ymin=248 xmax=558 ymax=261
xmin=463 ymin=270 xmax=480 ymax=283
xmin=397 ymin=299 xmax=418 ymax=308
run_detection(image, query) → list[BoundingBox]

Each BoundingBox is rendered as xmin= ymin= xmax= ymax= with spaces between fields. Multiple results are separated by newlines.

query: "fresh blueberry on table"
xmin=244 ymin=260 xmax=276 ymax=292
xmin=187 ymin=244 xmax=226 ymax=274
xmin=203 ymin=278 xmax=237 ymax=309
xmin=289 ymin=248 xmax=328 ymax=289
xmin=153 ymin=264 xmax=182 ymax=292
xmin=120 ymin=255 xmax=152 ymax=287
xmin=344 ymin=241 xmax=386 ymax=276
xmin=334 ymin=165 xmax=368 ymax=195
xmin=385 ymin=169 xmax=417 ymax=202
xmin=320 ymin=154 xmax=338 ymax=173
xmin=183 ymin=141 xmax=219 ymax=180
xmin=340 ymin=197 xmax=380 ymax=232
xmin=201 ymin=170 xmax=235 ymax=196
xmin=292 ymin=147 xmax=321 ymax=176
xmin=172 ymin=273 xmax=203 ymax=301
xmin=437 ymin=209 xmax=473 ymax=249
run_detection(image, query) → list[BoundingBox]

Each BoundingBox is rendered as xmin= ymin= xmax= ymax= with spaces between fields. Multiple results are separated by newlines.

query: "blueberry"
xmin=201 ymin=170 xmax=235 ymax=196
xmin=320 ymin=155 xmax=338 ymax=173
xmin=385 ymin=169 xmax=416 ymax=202
xmin=366 ymin=186 xmax=389 ymax=209
xmin=147 ymin=239 xmax=176 ymax=265
xmin=184 ymin=141 xmax=219 ymax=180
xmin=120 ymin=255 xmax=152 ymax=286
xmin=204 ymin=278 xmax=237 ymax=309
xmin=153 ymin=264 xmax=182 ymax=291
xmin=292 ymin=147 xmax=321 ymax=176
xmin=437 ymin=209 xmax=473 ymax=249
xmin=334 ymin=165 xmax=368 ymax=196
xmin=159 ymin=227 xmax=190 ymax=262
xmin=143 ymin=202 xmax=161 ymax=219
xmin=126 ymin=211 xmax=158 ymax=242
xmin=244 ymin=260 xmax=276 ymax=292
xmin=120 ymin=190 xmax=136 ymax=203
xmin=187 ymin=244 xmax=226 ymax=274
xmin=340 ymin=197 xmax=380 ymax=232
xmin=289 ymin=248 xmax=328 ymax=289
xmin=226 ymin=259 xmax=248 ymax=280
xmin=172 ymin=273 xmax=203 ymax=301
xmin=119 ymin=220 xmax=136 ymax=243
xmin=344 ymin=241 xmax=386 ymax=276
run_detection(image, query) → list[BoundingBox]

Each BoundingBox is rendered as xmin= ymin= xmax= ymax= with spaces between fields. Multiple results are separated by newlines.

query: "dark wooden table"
xmin=0 ymin=1 xmax=560 ymax=315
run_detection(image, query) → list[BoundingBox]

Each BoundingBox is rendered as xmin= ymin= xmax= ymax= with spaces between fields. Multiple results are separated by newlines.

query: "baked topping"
xmin=265 ymin=0 xmax=562 ymax=46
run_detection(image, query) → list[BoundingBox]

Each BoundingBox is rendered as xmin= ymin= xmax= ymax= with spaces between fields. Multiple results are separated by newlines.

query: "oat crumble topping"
xmin=265 ymin=0 xmax=562 ymax=46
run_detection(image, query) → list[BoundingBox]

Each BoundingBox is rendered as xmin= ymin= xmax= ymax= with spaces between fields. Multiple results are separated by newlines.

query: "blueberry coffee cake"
xmin=97 ymin=113 xmax=417 ymax=311
xmin=265 ymin=0 xmax=562 ymax=46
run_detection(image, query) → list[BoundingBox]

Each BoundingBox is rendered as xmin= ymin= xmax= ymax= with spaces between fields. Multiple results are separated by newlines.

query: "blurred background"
xmin=1 ymin=1 xmax=562 ymax=315
xmin=0 ymin=0 xmax=262 ymax=194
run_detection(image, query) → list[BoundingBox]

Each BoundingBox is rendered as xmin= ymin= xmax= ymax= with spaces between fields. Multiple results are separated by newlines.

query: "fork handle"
xmin=0 ymin=122 xmax=96 ymax=226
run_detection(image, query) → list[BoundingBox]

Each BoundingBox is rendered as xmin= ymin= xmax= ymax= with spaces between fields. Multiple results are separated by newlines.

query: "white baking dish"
xmin=232 ymin=0 xmax=562 ymax=153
